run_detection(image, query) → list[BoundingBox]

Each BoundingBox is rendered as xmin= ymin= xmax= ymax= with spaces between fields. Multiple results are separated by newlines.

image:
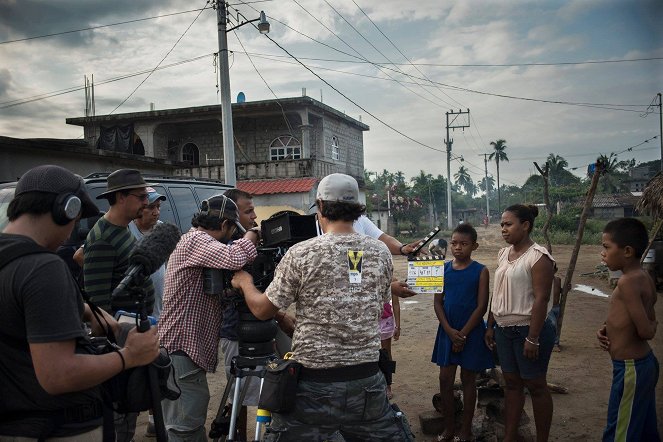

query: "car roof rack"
xmin=83 ymin=172 xmax=230 ymax=185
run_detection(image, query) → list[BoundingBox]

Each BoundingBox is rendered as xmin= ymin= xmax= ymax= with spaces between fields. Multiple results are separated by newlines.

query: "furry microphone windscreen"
xmin=129 ymin=222 xmax=181 ymax=275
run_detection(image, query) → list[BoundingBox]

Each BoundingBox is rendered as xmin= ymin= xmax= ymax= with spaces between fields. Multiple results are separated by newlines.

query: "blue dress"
xmin=431 ymin=260 xmax=494 ymax=371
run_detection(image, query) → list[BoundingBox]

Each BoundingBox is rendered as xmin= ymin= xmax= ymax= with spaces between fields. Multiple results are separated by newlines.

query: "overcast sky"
xmin=1 ymin=0 xmax=661 ymax=187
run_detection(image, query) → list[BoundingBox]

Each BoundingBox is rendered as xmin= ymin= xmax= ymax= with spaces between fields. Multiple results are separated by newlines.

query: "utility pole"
xmin=479 ymin=153 xmax=490 ymax=222
xmin=658 ymin=92 xmax=662 ymax=172
xmin=216 ymin=0 xmax=236 ymax=186
xmin=445 ymin=109 xmax=470 ymax=229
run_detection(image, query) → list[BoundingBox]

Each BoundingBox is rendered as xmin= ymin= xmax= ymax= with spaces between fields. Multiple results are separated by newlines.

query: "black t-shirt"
xmin=0 ymin=234 xmax=102 ymax=437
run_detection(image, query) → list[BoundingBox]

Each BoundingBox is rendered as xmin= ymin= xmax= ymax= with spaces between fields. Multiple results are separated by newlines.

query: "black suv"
xmin=0 ymin=172 xmax=233 ymax=234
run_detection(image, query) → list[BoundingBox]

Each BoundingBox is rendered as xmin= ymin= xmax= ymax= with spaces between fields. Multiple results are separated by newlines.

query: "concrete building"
xmin=66 ymin=96 xmax=368 ymax=187
xmin=1 ymin=96 xmax=369 ymax=215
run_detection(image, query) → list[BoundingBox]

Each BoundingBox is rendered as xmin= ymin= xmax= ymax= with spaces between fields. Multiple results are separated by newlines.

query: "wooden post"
xmin=557 ymin=160 xmax=604 ymax=342
xmin=640 ymin=218 xmax=663 ymax=265
xmin=534 ymin=161 xmax=552 ymax=253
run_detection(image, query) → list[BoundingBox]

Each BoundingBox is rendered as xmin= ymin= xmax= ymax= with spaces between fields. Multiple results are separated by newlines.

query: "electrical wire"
xmin=0 ymin=53 xmax=212 ymax=109
xmin=230 ymin=24 xmax=296 ymax=138
xmin=230 ymin=2 xmax=652 ymax=112
xmin=260 ymin=32 xmax=446 ymax=154
xmin=107 ymin=1 xmax=210 ymax=115
xmin=0 ymin=7 xmax=213 ymax=45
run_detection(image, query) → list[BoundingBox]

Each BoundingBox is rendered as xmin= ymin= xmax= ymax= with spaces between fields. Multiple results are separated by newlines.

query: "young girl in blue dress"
xmin=432 ymin=223 xmax=494 ymax=441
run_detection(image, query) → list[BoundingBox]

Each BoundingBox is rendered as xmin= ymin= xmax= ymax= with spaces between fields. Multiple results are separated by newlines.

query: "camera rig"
xmin=203 ymin=212 xmax=317 ymax=356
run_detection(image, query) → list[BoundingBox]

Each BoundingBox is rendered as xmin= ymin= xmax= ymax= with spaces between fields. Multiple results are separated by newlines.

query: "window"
xmin=270 ymin=136 xmax=301 ymax=161
xmin=182 ymin=143 xmax=200 ymax=165
xmin=331 ymin=136 xmax=339 ymax=160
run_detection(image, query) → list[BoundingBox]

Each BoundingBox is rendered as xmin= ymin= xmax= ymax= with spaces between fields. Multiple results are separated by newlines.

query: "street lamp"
xmin=216 ymin=2 xmax=270 ymax=186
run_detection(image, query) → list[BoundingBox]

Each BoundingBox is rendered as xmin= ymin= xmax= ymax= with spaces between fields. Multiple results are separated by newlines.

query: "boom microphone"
xmin=111 ymin=222 xmax=181 ymax=299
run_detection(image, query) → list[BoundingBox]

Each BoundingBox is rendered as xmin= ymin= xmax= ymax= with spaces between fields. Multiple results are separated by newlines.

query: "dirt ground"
xmin=136 ymin=224 xmax=663 ymax=441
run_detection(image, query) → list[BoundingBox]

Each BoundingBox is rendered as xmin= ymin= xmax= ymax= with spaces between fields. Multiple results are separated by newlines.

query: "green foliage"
xmin=531 ymin=229 xmax=602 ymax=245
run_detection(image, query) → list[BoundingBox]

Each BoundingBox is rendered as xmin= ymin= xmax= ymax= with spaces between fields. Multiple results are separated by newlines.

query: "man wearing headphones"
xmin=158 ymin=195 xmax=259 ymax=442
xmin=0 ymin=165 xmax=159 ymax=440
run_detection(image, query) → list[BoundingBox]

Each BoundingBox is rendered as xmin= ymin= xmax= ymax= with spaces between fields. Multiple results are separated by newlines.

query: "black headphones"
xmin=52 ymin=193 xmax=82 ymax=225
xmin=52 ymin=182 xmax=83 ymax=226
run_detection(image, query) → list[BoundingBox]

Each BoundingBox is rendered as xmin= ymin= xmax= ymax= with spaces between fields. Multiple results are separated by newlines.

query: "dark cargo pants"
xmin=263 ymin=371 xmax=412 ymax=441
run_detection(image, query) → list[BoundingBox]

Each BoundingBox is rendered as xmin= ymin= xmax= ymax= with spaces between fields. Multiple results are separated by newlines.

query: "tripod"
xmin=128 ymin=286 xmax=168 ymax=442
xmin=210 ymin=353 xmax=276 ymax=442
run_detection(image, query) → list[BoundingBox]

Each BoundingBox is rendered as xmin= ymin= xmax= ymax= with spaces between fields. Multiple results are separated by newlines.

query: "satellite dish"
xmin=237 ymin=92 xmax=246 ymax=103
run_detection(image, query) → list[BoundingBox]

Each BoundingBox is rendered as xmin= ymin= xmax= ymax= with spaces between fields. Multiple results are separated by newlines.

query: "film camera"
xmin=203 ymin=212 xmax=317 ymax=356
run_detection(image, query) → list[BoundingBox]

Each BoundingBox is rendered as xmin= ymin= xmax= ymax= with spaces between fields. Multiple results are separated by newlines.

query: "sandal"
xmin=437 ymin=434 xmax=454 ymax=441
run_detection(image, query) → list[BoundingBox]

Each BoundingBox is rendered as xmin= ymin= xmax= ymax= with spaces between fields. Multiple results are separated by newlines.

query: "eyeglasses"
xmin=129 ymin=193 xmax=149 ymax=201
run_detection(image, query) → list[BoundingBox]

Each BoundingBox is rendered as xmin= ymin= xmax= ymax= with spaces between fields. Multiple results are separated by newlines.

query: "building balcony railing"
xmin=174 ymin=158 xmax=342 ymax=182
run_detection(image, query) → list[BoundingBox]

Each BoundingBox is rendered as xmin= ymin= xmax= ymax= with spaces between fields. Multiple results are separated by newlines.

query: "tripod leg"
xmin=227 ymin=375 xmax=243 ymax=441
xmin=210 ymin=373 xmax=236 ymax=442
xmin=148 ymin=364 xmax=168 ymax=441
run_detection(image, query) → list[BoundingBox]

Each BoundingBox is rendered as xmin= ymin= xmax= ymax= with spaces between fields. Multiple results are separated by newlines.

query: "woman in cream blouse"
xmin=485 ymin=204 xmax=556 ymax=442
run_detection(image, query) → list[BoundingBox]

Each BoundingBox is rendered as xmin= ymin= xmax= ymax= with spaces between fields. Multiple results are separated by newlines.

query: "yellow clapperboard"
xmin=405 ymin=226 xmax=444 ymax=294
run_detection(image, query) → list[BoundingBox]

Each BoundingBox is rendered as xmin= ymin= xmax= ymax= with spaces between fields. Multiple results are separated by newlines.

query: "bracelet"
xmin=115 ymin=349 xmax=126 ymax=371
xmin=394 ymin=327 xmax=400 ymax=330
xmin=399 ymin=244 xmax=407 ymax=256
xmin=525 ymin=337 xmax=540 ymax=346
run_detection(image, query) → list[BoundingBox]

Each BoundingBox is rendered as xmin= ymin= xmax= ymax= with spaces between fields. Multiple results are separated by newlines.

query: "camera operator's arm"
xmin=232 ymin=270 xmax=279 ymax=320
xmin=275 ymin=310 xmax=296 ymax=337
xmin=186 ymin=234 xmax=258 ymax=270
xmin=29 ymin=328 xmax=158 ymax=395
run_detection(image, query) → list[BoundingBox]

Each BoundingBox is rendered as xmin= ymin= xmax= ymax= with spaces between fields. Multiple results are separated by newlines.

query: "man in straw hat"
xmin=83 ymin=169 xmax=156 ymax=315
xmin=82 ymin=168 xmax=157 ymax=442
xmin=0 ymin=165 xmax=159 ymax=441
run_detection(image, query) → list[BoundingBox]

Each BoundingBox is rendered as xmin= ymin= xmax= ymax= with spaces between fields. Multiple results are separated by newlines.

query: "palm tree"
xmin=454 ymin=165 xmax=476 ymax=196
xmin=479 ymin=175 xmax=495 ymax=193
xmin=489 ymin=139 xmax=509 ymax=212
xmin=546 ymin=153 xmax=568 ymax=186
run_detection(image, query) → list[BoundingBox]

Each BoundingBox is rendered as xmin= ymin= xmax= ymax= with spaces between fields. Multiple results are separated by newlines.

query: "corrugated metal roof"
xmin=237 ymin=178 xmax=318 ymax=195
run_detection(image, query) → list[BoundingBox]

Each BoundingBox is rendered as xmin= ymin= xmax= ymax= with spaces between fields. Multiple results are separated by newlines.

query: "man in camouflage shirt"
xmin=232 ymin=173 xmax=413 ymax=441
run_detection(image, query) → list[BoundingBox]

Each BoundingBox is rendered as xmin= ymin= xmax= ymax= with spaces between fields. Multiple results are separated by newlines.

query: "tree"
xmin=478 ymin=175 xmax=495 ymax=193
xmin=489 ymin=139 xmax=509 ymax=212
xmin=597 ymin=154 xmax=634 ymax=193
xmin=454 ymin=165 xmax=476 ymax=196
xmin=546 ymin=154 xmax=568 ymax=186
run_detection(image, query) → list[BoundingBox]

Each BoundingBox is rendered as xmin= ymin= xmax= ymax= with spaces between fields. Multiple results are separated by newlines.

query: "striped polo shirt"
xmin=83 ymin=217 xmax=155 ymax=314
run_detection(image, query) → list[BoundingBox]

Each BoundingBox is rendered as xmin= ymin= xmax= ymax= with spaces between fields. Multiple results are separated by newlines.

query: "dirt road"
xmin=135 ymin=225 xmax=663 ymax=441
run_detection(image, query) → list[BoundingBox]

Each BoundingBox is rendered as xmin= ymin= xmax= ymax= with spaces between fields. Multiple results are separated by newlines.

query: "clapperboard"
xmin=405 ymin=227 xmax=445 ymax=294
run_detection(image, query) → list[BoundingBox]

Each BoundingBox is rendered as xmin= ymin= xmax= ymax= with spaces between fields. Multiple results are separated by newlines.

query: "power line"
xmin=230 ymin=50 xmax=650 ymax=112
xmin=261 ymin=32 xmax=446 ymax=154
xmin=108 ymin=1 xmax=210 ymax=115
xmin=235 ymin=3 xmax=650 ymax=112
xmin=229 ymin=20 xmax=295 ymax=138
xmin=0 ymin=53 xmax=212 ymax=109
xmin=322 ymin=0 xmax=459 ymax=110
xmin=290 ymin=0 xmax=452 ymax=111
xmin=0 ymin=7 xmax=213 ymax=45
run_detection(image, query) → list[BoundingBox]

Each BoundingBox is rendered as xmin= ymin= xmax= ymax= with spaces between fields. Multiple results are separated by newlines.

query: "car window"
xmin=151 ymin=185 xmax=177 ymax=228
xmin=195 ymin=186 xmax=230 ymax=203
xmin=85 ymin=184 xmax=110 ymax=213
xmin=168 ymin=186 xmax=199 ymax=232
xmin=0 ymin=187 xmax=14 ymax=231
